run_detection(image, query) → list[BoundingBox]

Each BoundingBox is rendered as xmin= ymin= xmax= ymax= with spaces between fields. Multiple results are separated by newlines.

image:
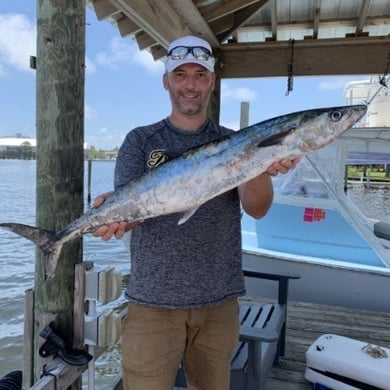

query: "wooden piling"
xmin=23 ymin=289 xmax=34 ymax=389
xmin=87 ymin=159 xmax=92 ymax=205
xmin=207 ymin=48 xmax=221 ymax=123
xmin=240 ymin=101 xmax=249 ymax=129
xmin=34 ymin=0 xmax=85 ymax=387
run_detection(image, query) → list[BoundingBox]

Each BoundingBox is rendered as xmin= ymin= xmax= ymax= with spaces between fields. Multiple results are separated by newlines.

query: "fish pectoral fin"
xmin=257 ymin=128 xmax=296 ymax=147
xmin=177 ymin=207 xmax=200 ymax=225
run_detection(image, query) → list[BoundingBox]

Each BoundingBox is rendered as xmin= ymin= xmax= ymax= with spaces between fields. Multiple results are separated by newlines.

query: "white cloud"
xmin=95 ymin=37 xmax=132 ymax=69
xmin=221 ymin=82 xmax=257 ymax=102
xmin=318 ymin=76 xmax=367 ymax=91
xmin=95 ymin=37 xmax=163 ymax=74
xmin=85 ymin=104 xmax=95 ymax=120
xmin=0 ymin=63 xmax=6 ymax=77
xmin=86 ymin=126 xmax=128 ymax=150
xmin=85 ymin=56 xmax=96 ymax=74
xmin=0 ymin=14 xmax=36 ymax=74
xmin=133 ymin=49 xmax=164 ymax=73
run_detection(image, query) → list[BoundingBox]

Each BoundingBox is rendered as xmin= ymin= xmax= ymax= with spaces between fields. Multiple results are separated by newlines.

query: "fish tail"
xmin=0 ymin=222 xmax=62 ymax=278
xmin=0 ymin=222 xmax=53 ymax=245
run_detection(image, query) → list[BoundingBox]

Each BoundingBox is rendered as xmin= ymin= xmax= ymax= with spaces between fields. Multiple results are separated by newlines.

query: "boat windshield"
xmin=272 ymin=143 xmax=342 ymax=199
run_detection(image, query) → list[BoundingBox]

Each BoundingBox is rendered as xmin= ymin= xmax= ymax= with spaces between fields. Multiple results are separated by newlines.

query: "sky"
xmin=0 ymin=2 xmax=370 ymax=150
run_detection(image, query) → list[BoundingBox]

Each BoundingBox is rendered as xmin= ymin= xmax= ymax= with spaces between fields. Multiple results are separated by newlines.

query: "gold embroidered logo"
xmin=147 ymin=150 xmax=168 ymax=168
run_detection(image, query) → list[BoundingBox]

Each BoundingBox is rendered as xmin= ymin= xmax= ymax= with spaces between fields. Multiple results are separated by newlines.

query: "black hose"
xmin=0 ymin=370 xmax=22 ymax=390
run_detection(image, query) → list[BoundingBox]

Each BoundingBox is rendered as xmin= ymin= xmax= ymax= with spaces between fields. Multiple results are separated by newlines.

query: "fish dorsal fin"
xmin=177 ymin=207 xmax=200 ymax=225
xmin=257 ymin=128 xmax=296 ymax=147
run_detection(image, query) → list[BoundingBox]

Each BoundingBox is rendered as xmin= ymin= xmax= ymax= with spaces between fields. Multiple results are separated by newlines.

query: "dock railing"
xmin=23 ymin=262 xmax=125 ymax=390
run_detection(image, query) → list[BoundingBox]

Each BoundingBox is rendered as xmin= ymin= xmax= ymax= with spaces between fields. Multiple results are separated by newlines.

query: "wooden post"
xmin=240 ymin=101 xmax=249 ymax=129
xmin=207 ymin=48 xmax=221 ymax=123
xmin=87 ymin=159 xmax=92 ymax=205
xmin=23 ymin=289 xmax=34 ymax=389
xmin=34 ymin=0 xmax=85 ymax=386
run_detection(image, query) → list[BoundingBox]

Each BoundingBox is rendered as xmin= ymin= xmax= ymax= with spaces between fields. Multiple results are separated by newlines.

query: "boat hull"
xmin=243 ymin=249 xmax=390 ymax=312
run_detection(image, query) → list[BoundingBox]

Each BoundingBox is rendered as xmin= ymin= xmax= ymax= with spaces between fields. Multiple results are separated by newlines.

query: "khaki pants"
xmin=122 ymin=298 xmax=239 ymax=390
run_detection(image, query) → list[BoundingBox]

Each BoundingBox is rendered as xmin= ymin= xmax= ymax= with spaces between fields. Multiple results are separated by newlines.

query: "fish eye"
xmin=330 ymin=110 xmax=343 ymax=122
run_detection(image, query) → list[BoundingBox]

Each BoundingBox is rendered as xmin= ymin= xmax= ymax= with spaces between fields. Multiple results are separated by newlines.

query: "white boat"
xmin=243 ymin=77 xmax=390 ymax=312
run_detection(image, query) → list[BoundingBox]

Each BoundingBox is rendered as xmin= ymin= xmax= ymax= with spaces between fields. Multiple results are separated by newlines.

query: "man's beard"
xmin=170 ymin=90 xmax=210 ymax=116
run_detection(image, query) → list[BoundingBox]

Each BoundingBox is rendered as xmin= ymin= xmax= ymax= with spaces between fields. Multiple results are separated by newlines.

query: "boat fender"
xmin=374 ymin=221 xmax=390 ymax=241
xmin=0 ymin=370 xmax=22 ymax=390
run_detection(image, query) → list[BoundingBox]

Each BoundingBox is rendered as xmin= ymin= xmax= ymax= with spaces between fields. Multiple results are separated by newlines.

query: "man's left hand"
xmin=266 ymin=157 xmax=301 ymax=176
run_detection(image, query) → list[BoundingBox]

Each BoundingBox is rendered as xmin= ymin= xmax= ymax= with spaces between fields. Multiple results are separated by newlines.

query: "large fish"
xmin=0 ymin=105 xmax=366 ymax=277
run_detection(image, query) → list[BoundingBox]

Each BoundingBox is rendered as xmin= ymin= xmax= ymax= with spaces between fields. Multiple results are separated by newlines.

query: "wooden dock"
xmin=174 ymin=298 xmax=390 ymax=390
xmin=27 ymin=295 xmax=390 ymax=389
xmin=264 ymin=299 xmax=390 ymax=389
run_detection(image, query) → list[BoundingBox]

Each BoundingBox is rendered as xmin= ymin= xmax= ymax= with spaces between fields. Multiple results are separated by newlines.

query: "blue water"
xmin=0 ymin=160 xmax=129 ymax=383
xmin=0 ymin=159 xmax=389 ymax=383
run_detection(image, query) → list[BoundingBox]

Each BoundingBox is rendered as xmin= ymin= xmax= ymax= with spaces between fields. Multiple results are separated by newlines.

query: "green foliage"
xmin=347 ymin=165 xmax=390 ymax=181
xmin=86 ymin=146 xmax=118 ymax=160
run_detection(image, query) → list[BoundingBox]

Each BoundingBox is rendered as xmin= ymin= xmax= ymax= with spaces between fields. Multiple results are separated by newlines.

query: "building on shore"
xmin=0 ymin=134 xmax=37 ymax=159
xmin=0 ymin=134 xmax=94 ymax=160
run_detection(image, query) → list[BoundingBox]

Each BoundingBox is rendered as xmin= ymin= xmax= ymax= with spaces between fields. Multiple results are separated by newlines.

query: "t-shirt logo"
xmin=147 ymin=150 xmax=168 ymax=168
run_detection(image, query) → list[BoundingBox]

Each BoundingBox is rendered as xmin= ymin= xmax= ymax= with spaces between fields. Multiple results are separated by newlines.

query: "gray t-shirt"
xmin=115 ymin=118 xmax=245 ymax=308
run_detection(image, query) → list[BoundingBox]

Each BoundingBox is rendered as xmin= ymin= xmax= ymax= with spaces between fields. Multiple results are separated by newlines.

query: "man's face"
xmin=163 ymin=63 xmax=215 ymax=117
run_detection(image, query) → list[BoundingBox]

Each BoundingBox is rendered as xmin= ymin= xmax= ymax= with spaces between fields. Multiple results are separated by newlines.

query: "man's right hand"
xmin=92 ymin=191 xmax=136 ymax=241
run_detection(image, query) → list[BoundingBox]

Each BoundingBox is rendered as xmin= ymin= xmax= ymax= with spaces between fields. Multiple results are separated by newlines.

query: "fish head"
xmin=295 ymin=104 xmax=367 ymax=151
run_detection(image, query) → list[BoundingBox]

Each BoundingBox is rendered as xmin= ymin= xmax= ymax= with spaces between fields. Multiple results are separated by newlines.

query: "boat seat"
xmin=374 ymin=220 xmax=390 ymax=241
xmin=175 ymin=270 xmax=300 ymax=390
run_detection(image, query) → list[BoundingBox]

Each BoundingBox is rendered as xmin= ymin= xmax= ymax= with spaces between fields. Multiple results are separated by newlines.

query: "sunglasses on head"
xmin=167 ymin=46 xmax=213 ymax=61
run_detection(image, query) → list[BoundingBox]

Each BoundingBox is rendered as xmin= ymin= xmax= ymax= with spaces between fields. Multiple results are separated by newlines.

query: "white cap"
xmin=165 ymin=35 xmax=215 ymax=73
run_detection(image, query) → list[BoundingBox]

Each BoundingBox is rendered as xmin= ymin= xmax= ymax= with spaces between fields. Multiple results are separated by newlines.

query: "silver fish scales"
xmin=0 ymin=105 xmax=367 ymax=278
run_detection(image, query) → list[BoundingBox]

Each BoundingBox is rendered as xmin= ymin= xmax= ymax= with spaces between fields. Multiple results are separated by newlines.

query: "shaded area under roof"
xmin=346 ymin=151 xmax=390 ymax=164
xmin=88 ymin=0 xmax=390 ymax=78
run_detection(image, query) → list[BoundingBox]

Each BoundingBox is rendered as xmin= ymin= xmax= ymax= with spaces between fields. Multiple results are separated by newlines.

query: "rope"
xmin=285 ymin=39 xmax=295 ymax=95
xmin=379 ymin=45 xmax=390 ymax=87
xmin=40 ymin=365 xmax=58 ymax=390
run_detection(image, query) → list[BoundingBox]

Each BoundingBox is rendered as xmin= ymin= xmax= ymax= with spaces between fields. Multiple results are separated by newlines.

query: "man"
xmin=93 ymin=35 xmax=299 ymax=390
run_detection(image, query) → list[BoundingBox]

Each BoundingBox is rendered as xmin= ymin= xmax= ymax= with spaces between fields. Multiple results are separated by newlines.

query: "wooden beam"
xmin=356 ymin=0 xmax=371 ymax=36
xmin=220 ymin=36 xmax=390 ymax=78
xmin=150 ymin=44 xmax=167 ymax=60
xmin=199 ymin=0 xmax=261 ymax=23
xmin=313 ymin=0 xmax=321 ymax=39
xmin=209 ymin=14 xmax=234 ymax=36
xmin=237 ymin=16 xmax=389 ymax=35
xmin=116 ymin=15 xmax=141 ymax=37
xmin=108 ymin=0 xmax=192 ymax=48
xmin=217 ymin=0 xmax=269 ymax=42
xmin=169 ymin=0 xmax=219 ymax=47
xmin=270 ymin=0 xmax=277 ymax=40
xmin=29 ymin=359 xmax=86 ymax=390
xmin=135 ymin=30 xmax=155 ymax=50
xmin=91 ymin=0 xmax=119 ymax=20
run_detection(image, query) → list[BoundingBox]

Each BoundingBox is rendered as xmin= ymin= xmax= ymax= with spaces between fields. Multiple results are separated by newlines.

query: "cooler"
xmin=305 ymin=334 xmax=390 ymax=390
